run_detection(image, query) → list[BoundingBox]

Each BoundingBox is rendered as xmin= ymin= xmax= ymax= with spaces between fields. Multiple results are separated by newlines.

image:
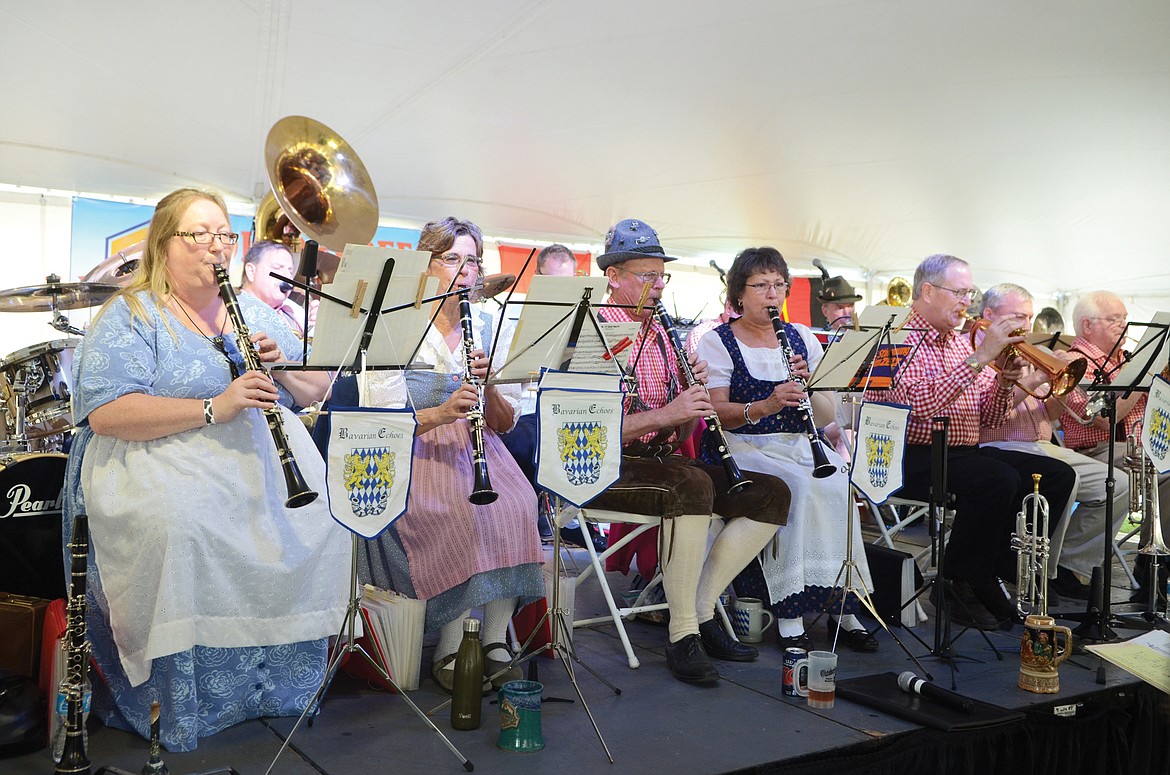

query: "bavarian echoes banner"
xmin=1141 ymin=374 xmax=1170 ymax=474
xmin=326 ymin=408 xmax=418 ymax=537
xmin=536 ymin=371 xmax=625 ymax=507
xmin=851 ymin=401 xmax=911 ymax=504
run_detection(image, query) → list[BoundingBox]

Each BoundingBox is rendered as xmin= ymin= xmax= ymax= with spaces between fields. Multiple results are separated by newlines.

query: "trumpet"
xmin=1012 ymin=474 xmax=1050 ymax=617
xmin=967 ymin=319 xmax=1087 ymax=400
xmin=213 ymin=264 xmax=318 ymax=508
xmin=767 ymin=307 xmax=837 ymax=479
xmin=655 ymin=301 xmax=752 ymax=493
xmin=458 ymin=291 xmax=498 ymax=505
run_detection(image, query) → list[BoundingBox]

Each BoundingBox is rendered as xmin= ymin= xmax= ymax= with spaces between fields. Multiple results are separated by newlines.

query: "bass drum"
xmin=0 ymin=339 xmax=78 ymax=449
xmin=0 ymin=452 xmax=67 ymax=599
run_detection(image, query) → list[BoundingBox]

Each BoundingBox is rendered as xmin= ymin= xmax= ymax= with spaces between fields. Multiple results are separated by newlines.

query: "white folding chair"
xmin=570 ymin=508 xmax=735 ymax=669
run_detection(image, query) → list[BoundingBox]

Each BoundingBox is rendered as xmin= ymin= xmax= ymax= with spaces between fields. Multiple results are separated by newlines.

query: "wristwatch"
xmin=963 ymin=354 xmax=983 ymax=373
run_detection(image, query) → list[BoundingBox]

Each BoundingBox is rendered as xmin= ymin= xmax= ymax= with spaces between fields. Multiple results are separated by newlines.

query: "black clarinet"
xmin=767 ymin=307 xmax=838 ymax=479
xmin=213 ymin=265 xmax=318 ymax=508
xmin=654 ymin=301 xmax=752 ymax=493
xmin=458 ymin=292 xmax=498 ymax=505
xmin=55 ymin=515 xmax=91 ymax=775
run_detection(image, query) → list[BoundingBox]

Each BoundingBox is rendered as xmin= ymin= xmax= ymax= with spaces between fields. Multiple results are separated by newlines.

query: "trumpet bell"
xmin=265 ymin=116 xmax=380 ymax=253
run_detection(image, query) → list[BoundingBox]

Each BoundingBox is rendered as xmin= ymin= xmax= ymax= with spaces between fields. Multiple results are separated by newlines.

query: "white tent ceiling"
xmin=2 ymin=0 xmax=1169 ymax=301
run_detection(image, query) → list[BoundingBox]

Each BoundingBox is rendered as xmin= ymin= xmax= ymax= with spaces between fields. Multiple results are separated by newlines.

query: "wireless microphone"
xmin=897 ymin=671 xmax=974 ymax=714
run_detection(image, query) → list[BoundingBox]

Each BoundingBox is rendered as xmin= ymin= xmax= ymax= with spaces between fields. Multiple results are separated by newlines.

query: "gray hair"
xmin=912 ymin=254 xmax=968 ymax=300
xmin=982 ymin=283 xmax=1034 ymax=312
xmin=1071 ymin=290 xmax=1122 ymax=337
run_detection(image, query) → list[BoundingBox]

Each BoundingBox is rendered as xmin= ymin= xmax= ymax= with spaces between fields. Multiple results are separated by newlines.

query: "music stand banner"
xmin=535 ymin=371 xmax=625 ymax=508
xmin=325 ymin=407 xmax=418 ymax=537
xmin=1141 ymin=374 xmax=1170 ymax=474
xmin=851 ymin=401 xmax=911 ymax=504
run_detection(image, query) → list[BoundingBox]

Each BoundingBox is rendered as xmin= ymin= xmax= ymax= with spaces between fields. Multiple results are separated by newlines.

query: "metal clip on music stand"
xmin=803 ymin=312 xmax=932 ymax=678
xmin=266 ymin=245 xmax=474 ymax=773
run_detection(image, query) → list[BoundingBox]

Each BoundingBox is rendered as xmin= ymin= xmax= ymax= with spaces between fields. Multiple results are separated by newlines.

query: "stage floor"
xmin=7 ymin=523 xmax=1163 ymax=775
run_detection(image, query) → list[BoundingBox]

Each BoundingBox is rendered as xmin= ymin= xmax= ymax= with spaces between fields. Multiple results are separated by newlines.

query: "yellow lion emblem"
xmin=343 ymin=452 xmax=365 ymax=491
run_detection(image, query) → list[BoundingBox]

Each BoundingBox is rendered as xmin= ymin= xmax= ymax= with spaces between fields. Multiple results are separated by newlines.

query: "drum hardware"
xmin=470 ymin=273 xmax=516 ymax=304
xmin=0 ymin=274 xmax=119 ymax=313
xmin=82 ymin=241 xmax=144 ymax=287
xmin=0 ymin=339 xmax=78 ymax=450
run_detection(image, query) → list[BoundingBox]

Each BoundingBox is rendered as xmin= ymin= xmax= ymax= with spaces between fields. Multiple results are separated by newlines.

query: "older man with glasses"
xmin=581 ymin=219 xmax=793 ymax=685
xmin=864 ymin=255 xmax=1076 ymax=631
xmin=1061 ymin=290 xmax=1170 ymax=605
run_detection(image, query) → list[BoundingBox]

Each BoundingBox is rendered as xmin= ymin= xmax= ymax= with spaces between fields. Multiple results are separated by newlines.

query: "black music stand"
xmin=424 ymin=282 xmax=635 ymax=764
xmin=802 ymin=312 xmax=933 ymax=678
xmin=267 ymin=249 xmax=476 ymax=774
xmin=1064 ymin=316 xmax=1170 ymax=644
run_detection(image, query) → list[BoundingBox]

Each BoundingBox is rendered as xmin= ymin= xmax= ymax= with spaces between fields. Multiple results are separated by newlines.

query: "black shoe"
xmin=698 ymin=619 xmax=758 ymax=662
xmin=931 ymin=579 xmax=1000 ymax=631
xmin=1050 ymin=566 xmax=1090 ymax=600
xmin=584 ymin=520 xmax=608 ymax=553
xmin=776 ymin=633 xmax=814 ymax=651
xmin=665 ymin=634 xmax=719 ymax=685
xmin=559 ymin=520 xmax=588 ymax=548
xmin=827 ymin=616 xmax=879 ymax=652
xmin=536 ymin=511 xmax=553 ymax=541
xmin=973 ymin=578 xmax=1020 ymax=629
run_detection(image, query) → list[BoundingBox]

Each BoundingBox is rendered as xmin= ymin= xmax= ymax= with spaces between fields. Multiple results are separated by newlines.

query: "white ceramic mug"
xmin=731 ymin=597 xmax=775 ymax=644
xmin=793 ymin=650 xmax=837 ymax=709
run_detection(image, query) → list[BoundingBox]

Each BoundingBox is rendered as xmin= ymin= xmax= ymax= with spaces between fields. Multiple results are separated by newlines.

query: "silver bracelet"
xmin=743 ymin=401 xmax=759 ymax=426
xmin=203 ymin=397 xmax=216 ymax=426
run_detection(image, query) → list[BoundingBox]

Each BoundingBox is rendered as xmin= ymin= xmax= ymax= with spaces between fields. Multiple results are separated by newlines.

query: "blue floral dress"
xmin=63 ymin=291 xmax=349 ymax=751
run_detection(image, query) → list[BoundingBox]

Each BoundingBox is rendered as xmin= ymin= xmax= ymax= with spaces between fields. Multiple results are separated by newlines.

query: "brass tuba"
xmin=259 ymin=115 xmax=381 ymax=284
xmin=886 ymin=277 xmax=912 ymax=306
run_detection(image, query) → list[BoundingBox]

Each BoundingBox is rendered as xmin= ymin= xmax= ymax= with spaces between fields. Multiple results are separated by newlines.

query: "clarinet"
xmin=767 ymin=307 xmax=838 ymax=479
xmin=458 ymin=292 xmax=498 ymax=505
xmin=654 ymin=301 xmax=752 ymax=494
xmin=213 ymin=264 xmax=318 ymax=508
xmin=55 ymin=515 xmax=91 ymax=775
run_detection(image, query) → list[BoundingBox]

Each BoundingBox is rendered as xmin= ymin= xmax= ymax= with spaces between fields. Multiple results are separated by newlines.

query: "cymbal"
xmin=83 ymin=241 xmax=144 ymax=287
xmin=0 ymin=274 xmax=121 ymax=312
xmin=479 ymin=273 xmax=517 ymax=300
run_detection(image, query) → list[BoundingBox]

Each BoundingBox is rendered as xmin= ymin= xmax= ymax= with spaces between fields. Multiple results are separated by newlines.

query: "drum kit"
xmin=0 ymin=272 xmax=119 ymax=522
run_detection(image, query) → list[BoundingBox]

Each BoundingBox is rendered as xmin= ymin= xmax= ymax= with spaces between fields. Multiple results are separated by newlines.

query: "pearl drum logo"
xmin=557 ymin=422 xmax=607 ymax=486
xmin=865 ymin=433 xmax=894 ymax=488
xmin=343 ymin=447 xmax=395 ymax=518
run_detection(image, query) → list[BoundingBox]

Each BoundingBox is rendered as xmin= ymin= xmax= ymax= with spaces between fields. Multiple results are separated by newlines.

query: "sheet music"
xmin=494 ymin=275 xmax=610 ymax=382
xmin=1085 ymin=629 xmax=1170 ymax=695
xmin=1110 ymin=311 xmax=1170 ymax=390
xmin=569 ymin=321 xmax=641 ymax=372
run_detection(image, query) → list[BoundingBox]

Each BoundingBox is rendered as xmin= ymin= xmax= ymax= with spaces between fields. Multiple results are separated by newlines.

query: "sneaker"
xmin=698 ymin=619 xmax=758 ymax=662
xmin=1050 ymin=566 xmax=1091 ymax=600
xmin=664 ymin=634 xmax=719 ymax=685
xmin=930 ymin=579 xmax=1000 ymax=631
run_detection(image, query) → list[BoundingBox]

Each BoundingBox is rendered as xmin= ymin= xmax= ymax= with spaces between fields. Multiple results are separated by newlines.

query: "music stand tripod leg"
xmin=266 ymin=534 xmax=473 ymax=775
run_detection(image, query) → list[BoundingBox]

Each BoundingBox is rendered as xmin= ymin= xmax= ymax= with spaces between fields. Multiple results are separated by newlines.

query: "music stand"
xmin=1066 ymin=313 xmax=1170 ymax=643
xmin=266 ymin=245 xmax=475 ymax=774
xmin=803 ymin=313 xmax=933 ymax=677
xmin=425 ymin=281 xmax=634 ymax=763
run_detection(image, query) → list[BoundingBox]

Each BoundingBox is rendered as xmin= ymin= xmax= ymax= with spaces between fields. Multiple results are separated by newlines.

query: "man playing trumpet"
xmin=1059 ymin=290 xmax=1170 ymax=605
xmin=977 ymin=283 xmax=1129 ymax=602
xmin=866 ymin=255 xmax=1076 ymax=630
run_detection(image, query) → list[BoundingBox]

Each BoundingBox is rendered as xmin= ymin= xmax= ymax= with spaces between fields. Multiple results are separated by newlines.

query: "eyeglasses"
xmin=432 ymin=253 xmax=484 ymax=269
xmin=619 ymin=268 xmax=671 ymax=285
xmin=175 ymin=230 xmax=240 ymax=245
xmin=744 ymin=281 xmax=789 ymax=294
xmin=1088 ymin=315 xmax=1127 ymax=326
xmin=929 ymin=283 xmax=976 ymax=301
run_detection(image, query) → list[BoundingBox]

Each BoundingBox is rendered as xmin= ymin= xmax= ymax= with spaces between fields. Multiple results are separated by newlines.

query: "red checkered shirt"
xmin=864 ymin=309 xmax=1014 ymax=446
xmin=600 ymin=303 xmax=684 ymax=447
xmin=1059 ymin=336 xmax=1146 ymax=451
xmin=979 ymin=393 xmax=1052 ymax=444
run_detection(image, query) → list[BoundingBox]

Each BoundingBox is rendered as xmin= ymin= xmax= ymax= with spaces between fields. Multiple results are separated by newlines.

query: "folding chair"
xmin=570 ymin=508 xmax=735 ymax=669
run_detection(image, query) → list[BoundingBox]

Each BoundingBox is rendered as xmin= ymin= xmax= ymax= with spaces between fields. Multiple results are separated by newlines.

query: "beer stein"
xmin=1018 ymin=614 xmax=1073 ymax=694
xmin=732 ymin=597 xmax=775 ymax=644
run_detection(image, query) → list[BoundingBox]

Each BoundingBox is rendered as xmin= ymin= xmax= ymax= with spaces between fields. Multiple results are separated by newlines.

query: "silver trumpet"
xmin=1013 ymin=474 xmax=1051 ymax=617
xmin=1125 ymin=433 xmax=1169 ymax=558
